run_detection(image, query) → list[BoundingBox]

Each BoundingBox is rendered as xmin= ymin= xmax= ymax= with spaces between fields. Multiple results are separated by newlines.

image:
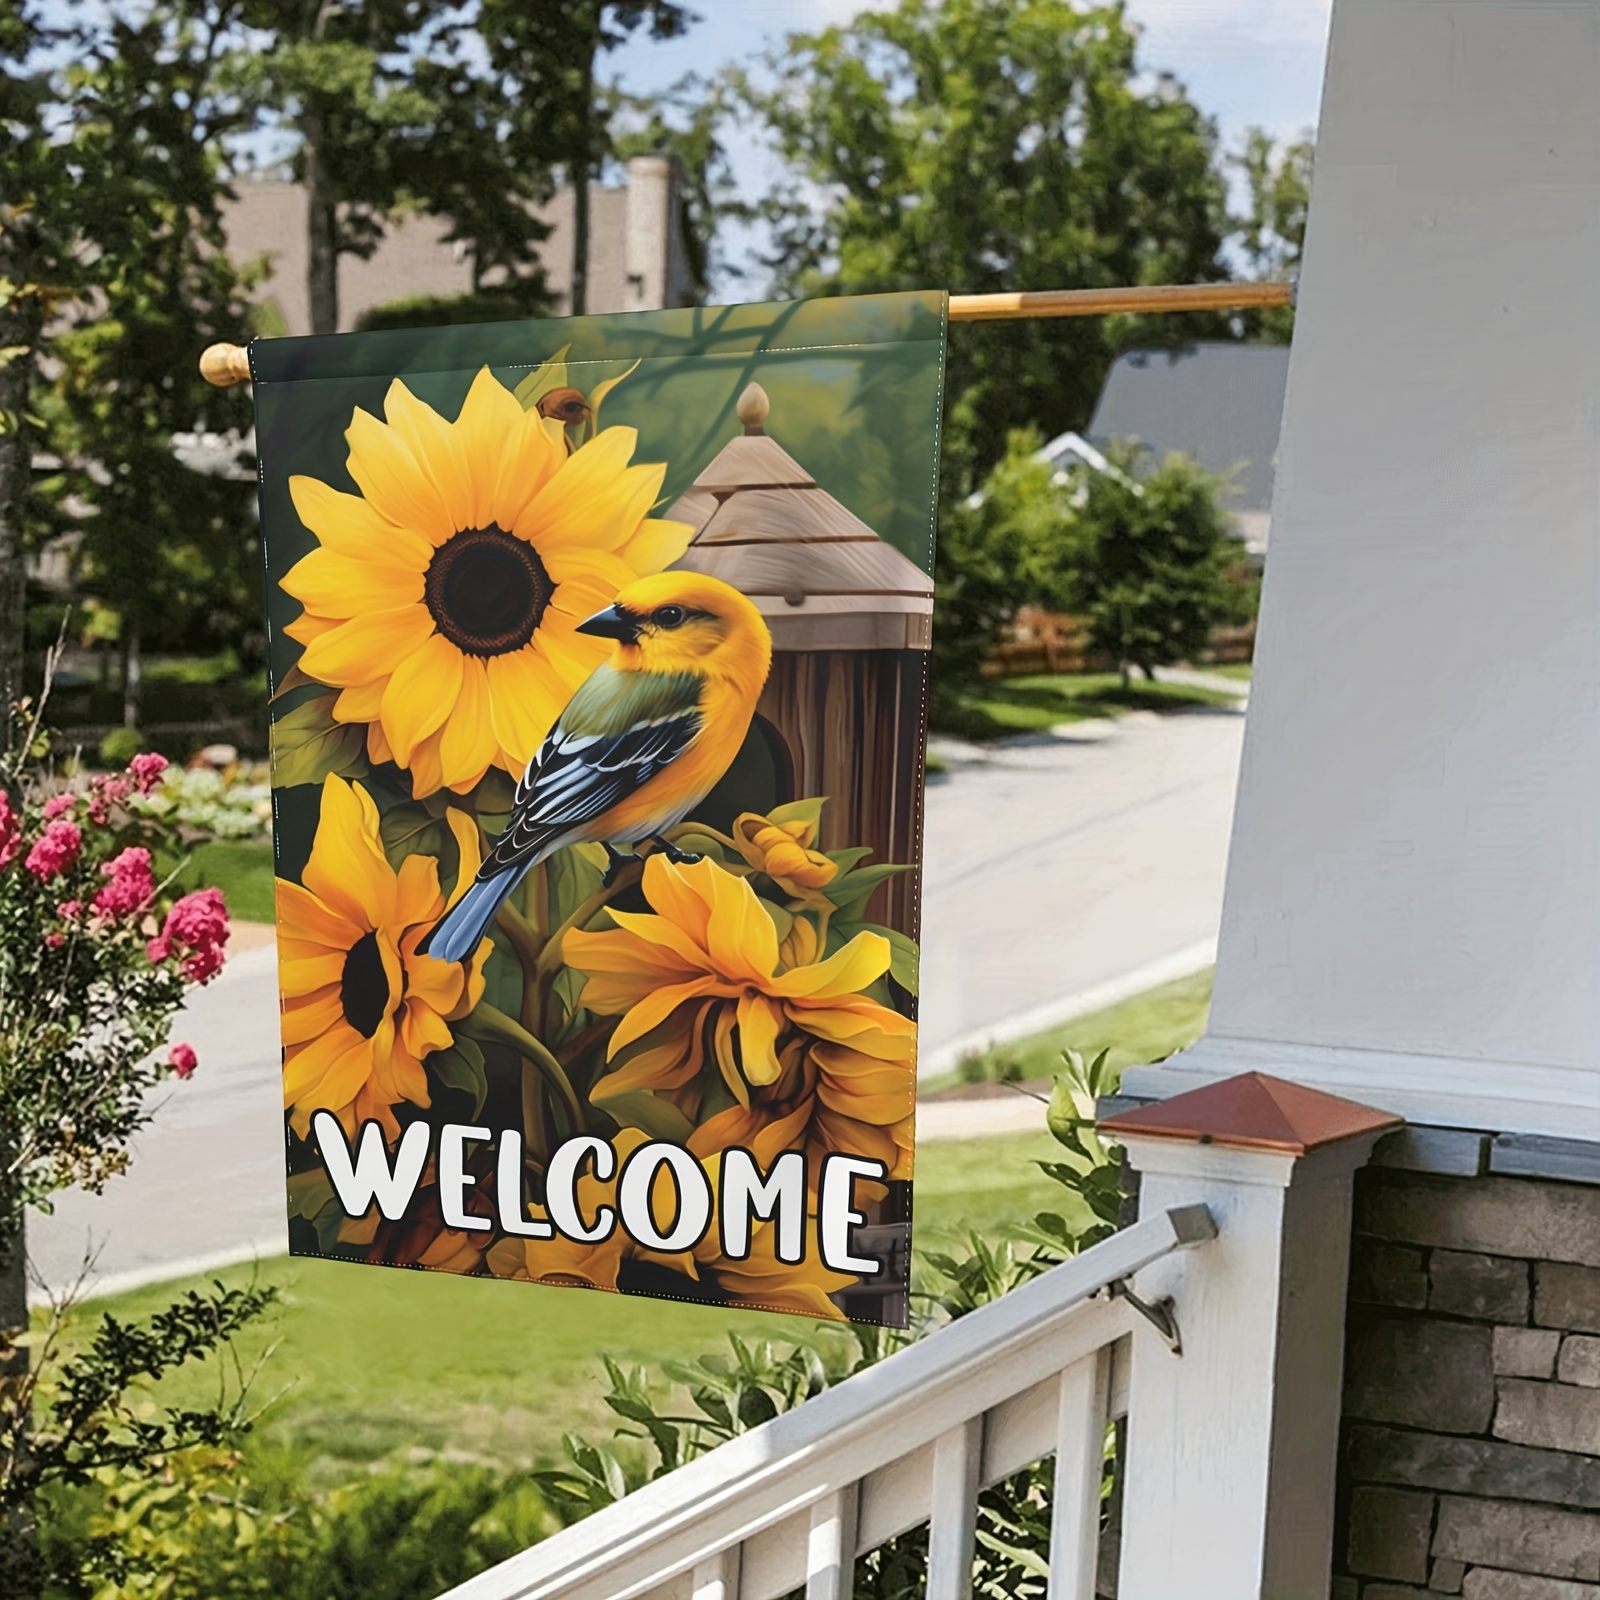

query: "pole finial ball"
xmin=199 ymin=343 xmax=251 ymax=388
xmin=736 ymin=382 xmax=770 ymax=433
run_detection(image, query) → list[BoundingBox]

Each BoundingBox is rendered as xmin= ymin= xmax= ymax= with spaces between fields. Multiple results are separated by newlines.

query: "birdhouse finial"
xmin=736 ymin=382 xmax=770 ymax=435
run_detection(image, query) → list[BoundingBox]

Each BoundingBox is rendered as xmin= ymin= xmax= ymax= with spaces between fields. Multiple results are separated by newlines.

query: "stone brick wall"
xmin=1334 ymin=1166 xmax=1600 ymax=1599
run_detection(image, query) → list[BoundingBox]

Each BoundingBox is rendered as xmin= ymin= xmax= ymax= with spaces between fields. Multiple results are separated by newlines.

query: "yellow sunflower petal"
xmin=380 ymin=631 xmax=463 ymax=767
xmin=769 ymin=931 xmax=893 ymax=1000
xmin=281 ymin=985 xmax=345 ymax=1046
xmin=275 ymin=878 xmax=361 ymax=953
xmin=383 ymin=379 xmax=474 ymax=531
xmin=280 ymin=950 xmax=347 ymax=993
xmin=334 ymin=680 xmax=386 ymax=723
xmin=736 ymin=993 xmax=785 ymax=1087
xmin=345 ymin=406 xmax=454 ymax=543
xmin=283 ymin=1022 xmax=368 ymax=1108
xmin=617 ymin=516 xmax=695 ymax=576
xmin=702 ymin=863 xmax=779 ymax=983
xmin=282 ymin=546 xmax=424 ymax=616
xmin=406 ymin=727 xmax=447 ymax=799
xmin=638 ymin=854 xmax=716 ymax=954
xmin=438 ymin=656 xmax=499 ymax=792
xmin=608 ymin=977 xmax=721 ymax=1057
xmin=289 ymin=475 xmax=433 ymax=568
xmin=297 ymin=605 xmax=433 ymax=688
xmin=302 ymin=775 xmax=398 ymax=931
xmin=512 ymin=427 xmax=640 ymax=550
xmin=400 ymin=998 xmax=454 ymax=1061
xmin=394 ymin=851 xmax=445 ymax=929
xmin=485 ymin=649 xmax=567 ymax=773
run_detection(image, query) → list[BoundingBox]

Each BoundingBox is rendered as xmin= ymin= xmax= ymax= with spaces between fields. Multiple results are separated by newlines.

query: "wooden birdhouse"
xmin=667 ymin=382 xmax=934 ymax=937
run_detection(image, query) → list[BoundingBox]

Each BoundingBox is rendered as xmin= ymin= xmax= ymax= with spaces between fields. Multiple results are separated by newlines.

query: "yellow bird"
xmin=424 ymin=572 xmax=772 ymax=963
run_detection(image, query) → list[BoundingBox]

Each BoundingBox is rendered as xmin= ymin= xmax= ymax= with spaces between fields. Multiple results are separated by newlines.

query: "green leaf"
xmin=766 ymin=796 xmax=826 ymax=832
xmin=378 ymin=801 xmax=453 ymax=873
xmin=512 ymin=344 xmax=572 ymax=410
xmin=270 ymin=693 xmax=367 ymax=788
xmin=429 ymin=1038 xmax=489 ymax=1118
xmin=594 ymin=1086 xmax=695 ymax=1143
xmin=546 ymin=841 xmax=604 ymax=924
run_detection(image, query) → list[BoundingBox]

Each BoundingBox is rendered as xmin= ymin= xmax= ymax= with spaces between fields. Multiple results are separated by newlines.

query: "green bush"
xmin=97 ymin=726 xmax=142 ymax=765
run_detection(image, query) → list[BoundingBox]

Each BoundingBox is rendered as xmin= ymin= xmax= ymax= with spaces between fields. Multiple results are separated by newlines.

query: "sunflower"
xmin=564 ymin=856 xmax=916 ymax=1187
xmin=281 ymin=367 xmax=693 ymax=797
xmin=484 ymin=1129 xmax=855 ymax=1319
xmin=278 ymin=774 xmax=490 ymax=1138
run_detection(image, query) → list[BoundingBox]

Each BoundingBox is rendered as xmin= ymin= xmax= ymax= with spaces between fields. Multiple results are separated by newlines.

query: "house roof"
xmin=667 ymin=383 xmax=933 ymax=653
xmin=1088 ymin=342 xmax=1291 ymax=514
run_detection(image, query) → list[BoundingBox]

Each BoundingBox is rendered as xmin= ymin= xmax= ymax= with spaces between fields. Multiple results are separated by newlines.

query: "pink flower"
xmin=167 ymin=1041 xmax=198 ymax=1079
xmin=42 ymin=794 xmax=76 ymax=820
xmin=87 ymin=773 xmax=132 ymax=825
xmin=57 ymin=899 xmax=82 ymax=920
xmin=44 ymin=932 xmax=64 ymax=949
xmin=128 ymin=753 xmax=169 ymax=795
xmin=93 ymin=846 xmax=156 ymax=918
xmin=0 ymin=792 xmax=19 ymax=871
xmin=25 ymin=819 xmax=83 ymax=881
xmin=148 ymin=887 xmax=229 ymax=984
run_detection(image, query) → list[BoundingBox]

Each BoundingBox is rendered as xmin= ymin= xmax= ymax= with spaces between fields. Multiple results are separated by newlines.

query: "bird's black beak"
xmin=577 ymin=603 xmax=641 ymax=643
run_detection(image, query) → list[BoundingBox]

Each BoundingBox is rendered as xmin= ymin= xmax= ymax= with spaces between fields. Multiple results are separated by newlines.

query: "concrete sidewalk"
xmin=29 ymin=705 xmax=1245 ymax=1301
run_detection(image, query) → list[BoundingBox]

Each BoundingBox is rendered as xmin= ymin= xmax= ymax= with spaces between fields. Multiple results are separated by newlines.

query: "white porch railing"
xmin=438 ymin=1204 xmax=1217 ymax=1600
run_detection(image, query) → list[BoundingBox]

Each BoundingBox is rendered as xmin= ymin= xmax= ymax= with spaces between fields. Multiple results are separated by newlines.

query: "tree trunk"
xmin=569 ymin=37 xmax=597 ymax=317
xmin=303 ymin=112 xmax=339 ymax=336
xmin=0 ymin=274 xmax=34 ymax=749
xmin=121 ymin=625 xmax=141 ymax=729
xmin=0 ymin=1205 xmax=34 ymax=1598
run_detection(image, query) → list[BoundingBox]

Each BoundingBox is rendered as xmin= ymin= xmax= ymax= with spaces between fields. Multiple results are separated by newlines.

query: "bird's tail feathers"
xmin=423 ymin=872 xmax=518 ymax=965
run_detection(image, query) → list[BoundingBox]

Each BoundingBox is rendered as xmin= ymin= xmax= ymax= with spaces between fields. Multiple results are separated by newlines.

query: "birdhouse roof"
xmin=666 ymin=383 xmax=932 ymax=653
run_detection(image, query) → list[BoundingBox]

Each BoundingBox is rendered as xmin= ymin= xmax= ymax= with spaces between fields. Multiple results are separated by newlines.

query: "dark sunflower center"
xmin=340 ymin=931 xmax=391 ymax=1039
xmin=424 ymin=524 xmax=553 ymax=658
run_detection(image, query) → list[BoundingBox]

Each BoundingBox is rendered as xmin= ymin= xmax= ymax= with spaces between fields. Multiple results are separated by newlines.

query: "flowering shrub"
xmin=129 ymin=762 xmax=272 ymax=840
xmin=0 ymin=718 xmax=230 ymax=1220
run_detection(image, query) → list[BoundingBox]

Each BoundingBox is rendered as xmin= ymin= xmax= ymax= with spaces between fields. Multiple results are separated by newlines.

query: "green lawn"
xmin=924 ymin=966 xmax=1214 ymax=1093
xmin=71 ymin=1131 xmax=1079 ymax=1472
xmin=177 ymin=838 xmax=276 ymax=923
xmin=1208 ymin=662 xmax=1254 ymax=681
xmin=932 ymin=672 xmax=1237 ymax=743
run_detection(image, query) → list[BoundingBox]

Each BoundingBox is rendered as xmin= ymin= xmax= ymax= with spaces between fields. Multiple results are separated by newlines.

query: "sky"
xmin=608 ymin=0 xmax=1335 ymax=291
xmin=609 ymin=2 xmax=1333 ymax=143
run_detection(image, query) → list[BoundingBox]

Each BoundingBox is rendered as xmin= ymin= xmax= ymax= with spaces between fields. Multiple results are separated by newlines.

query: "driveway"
xmin=28 ymin=704 xmax=1245 ymax=1300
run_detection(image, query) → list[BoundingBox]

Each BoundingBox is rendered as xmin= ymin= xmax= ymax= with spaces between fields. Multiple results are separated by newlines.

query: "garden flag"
xmin=253 ymin=294 xmax=944 ymax=1327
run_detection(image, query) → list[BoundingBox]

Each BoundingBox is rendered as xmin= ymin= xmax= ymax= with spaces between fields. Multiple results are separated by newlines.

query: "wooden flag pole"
xmin=196 ymin=281 xmax=1293 ymax=387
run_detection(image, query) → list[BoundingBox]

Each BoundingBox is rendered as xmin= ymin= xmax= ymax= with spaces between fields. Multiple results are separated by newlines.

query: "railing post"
xmin=1102 ymin=1074 xmax=1399 ymax=1600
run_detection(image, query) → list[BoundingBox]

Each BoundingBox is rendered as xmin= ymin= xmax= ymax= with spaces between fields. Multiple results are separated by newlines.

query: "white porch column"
xmin=1124 ymin=0 xmax=1600 ymax=1137
xmin=1104 ymin=1075 xmax=1399 ymax=1600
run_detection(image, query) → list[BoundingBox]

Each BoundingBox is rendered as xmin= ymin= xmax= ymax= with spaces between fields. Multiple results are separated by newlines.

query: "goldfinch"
xmin=424 ymin=572 xmax=773 ymax=964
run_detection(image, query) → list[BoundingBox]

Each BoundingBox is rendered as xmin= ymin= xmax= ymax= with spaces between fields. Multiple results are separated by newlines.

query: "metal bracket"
xmin=1108 ymin=1277 xmax=1184 ymax=1356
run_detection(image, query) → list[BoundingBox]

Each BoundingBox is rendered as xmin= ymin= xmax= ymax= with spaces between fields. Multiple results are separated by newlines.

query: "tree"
xmin=476 ymin=1 xmax=693 ymax=315
xmin=930 ymin=428 xmax=1076 ymax=710
xmin=740 ymin=0 xmax=1234 ymax=491
xmin=226 ymin=0 xmax=443 ymax=336
xmin=0 ymin=3 xmax=74 ymax=742
xmin=1229 ymin=127 xmax=1313 ymax=342
xmin=1069 ymin=445 xmax=1242 ymax=687
xmin=37 ymin=4 xmax=259 ymax=729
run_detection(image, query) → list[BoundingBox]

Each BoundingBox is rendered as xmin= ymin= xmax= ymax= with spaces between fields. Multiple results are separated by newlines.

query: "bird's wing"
xmin=479 ymin=667 xmax=705 ymax=878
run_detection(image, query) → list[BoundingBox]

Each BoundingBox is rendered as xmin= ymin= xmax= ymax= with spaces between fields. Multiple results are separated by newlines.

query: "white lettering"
xmin=314 ymin=1113 xmax=428 ymax=1223
xmin=819 ymin=1155 xmax=888 ymax=1274
xmin=719 ymin=1149 xmax=806 ymax=1264
xmin=619 ymin=1143 xmax=713 ymax=1253
xmin=496 ymin=1129 xmax=555 ymax=1238
xmin=546 ymin=1135 xmax=617 ymax=1243
xmin=439 ymin=1123 xmax=492 ymax=1232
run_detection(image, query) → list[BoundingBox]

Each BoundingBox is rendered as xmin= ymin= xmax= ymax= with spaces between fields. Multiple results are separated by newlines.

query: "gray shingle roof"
xmin=1088 ymin=342 xmax=1291 ymax=514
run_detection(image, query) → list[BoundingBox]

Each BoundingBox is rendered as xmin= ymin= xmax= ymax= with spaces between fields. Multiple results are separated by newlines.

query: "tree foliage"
xmin=1069 ymin=444 xmax=1244 ymax=686
xmin=1229 ymin=126 xmax=1313 ymax=341
xmin=739 ymin=0 xmax=1235 ymax=488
